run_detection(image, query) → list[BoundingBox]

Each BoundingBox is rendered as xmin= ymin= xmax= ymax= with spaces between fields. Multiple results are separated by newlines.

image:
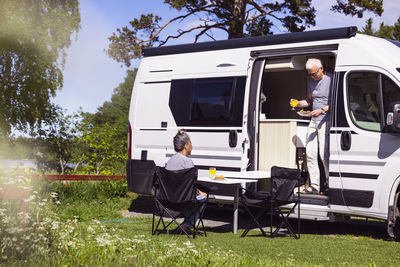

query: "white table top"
xmin=197 ymin=176 xmax=258 ymax=184
xmin=216 ymin=170 xmax=271 ymax=180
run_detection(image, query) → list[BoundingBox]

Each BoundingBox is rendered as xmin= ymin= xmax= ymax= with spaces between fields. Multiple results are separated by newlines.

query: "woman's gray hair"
xmin=305 ymin=58 xmax=322 ymax=70
xmin=173 ymin=129 xmax=191 ymax=152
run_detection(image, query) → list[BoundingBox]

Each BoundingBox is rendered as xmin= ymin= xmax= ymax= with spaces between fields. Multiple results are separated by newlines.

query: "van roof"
xmin=142 ymin=26 xmax=358 ymax=57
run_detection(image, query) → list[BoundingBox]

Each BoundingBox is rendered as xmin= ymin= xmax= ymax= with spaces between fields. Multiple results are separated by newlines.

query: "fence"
xmin=32 ymin=174 xmax=126 ymax=181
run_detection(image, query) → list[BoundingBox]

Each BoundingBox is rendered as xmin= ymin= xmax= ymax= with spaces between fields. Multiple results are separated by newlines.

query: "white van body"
xmin=127 ymin=27 xmax=400 ymax=238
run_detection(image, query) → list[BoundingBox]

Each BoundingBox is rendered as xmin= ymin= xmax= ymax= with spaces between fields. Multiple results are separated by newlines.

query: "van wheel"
xmin=395 ymin=217 xmax=400 ymax=241
xmin=394 ymin=192 xmax=400 ymax=241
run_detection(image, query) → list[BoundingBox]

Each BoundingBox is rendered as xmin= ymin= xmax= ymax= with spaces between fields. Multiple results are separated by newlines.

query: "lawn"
xmin=1 ymin=174 xmax=400 ymax=266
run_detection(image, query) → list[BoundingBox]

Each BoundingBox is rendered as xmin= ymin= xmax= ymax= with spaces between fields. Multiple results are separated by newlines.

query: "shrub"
xmin=38 ymin=179 xmax=128 ymax=202
xmin=0 ymin=175 xmax=57 ymax=263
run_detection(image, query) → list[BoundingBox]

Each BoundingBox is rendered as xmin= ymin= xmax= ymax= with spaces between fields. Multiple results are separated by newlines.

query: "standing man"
xmin=290 ymin=58 xmax=333 ymax=194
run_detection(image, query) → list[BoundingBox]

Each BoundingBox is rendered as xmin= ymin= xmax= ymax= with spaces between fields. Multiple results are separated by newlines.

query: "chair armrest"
xmin=241 ymin=187 xmax=270 ymax=200
xmin=195 ymin=182 xmax=216 ymax=194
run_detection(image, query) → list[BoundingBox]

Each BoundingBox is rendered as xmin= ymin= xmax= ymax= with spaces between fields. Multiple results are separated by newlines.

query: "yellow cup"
xmin=290 ymin=99 xmax=298 ymax=108
xmin=209 ymin=167 xmax=216 ymax=176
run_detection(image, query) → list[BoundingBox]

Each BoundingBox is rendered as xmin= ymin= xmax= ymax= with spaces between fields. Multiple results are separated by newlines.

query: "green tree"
xmin=78 ymin=120 xmax=121 ymax=175
xmin=0 ymin=0 xmax=81 ymax=136
xmin=107 ymin=0 xmax=383 ymax=66
xmin=360 ymin=17 xmax=400 ymax=41
xmin=34 ymin=106 xmax=78 ymax=174
xmin=79 ymin=69 xmax=137 ymax=173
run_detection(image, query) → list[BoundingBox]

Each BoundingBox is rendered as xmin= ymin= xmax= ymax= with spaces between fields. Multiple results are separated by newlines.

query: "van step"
xmin=297 ymin=192 xmax=328 ymax=206
xmin=288 ymin=213 xmax=331 ymax=221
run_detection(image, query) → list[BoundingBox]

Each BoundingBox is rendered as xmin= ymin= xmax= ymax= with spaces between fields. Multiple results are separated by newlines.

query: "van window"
xmin=169 ymin=76 xmax=246 ymax=127
xmin=382 ymin=75 xmax=400 ymax=116
xmin=191 ymin=78 xmax=234 ymax=124
xmin=347 ymin=72 xmax=381 ymax=131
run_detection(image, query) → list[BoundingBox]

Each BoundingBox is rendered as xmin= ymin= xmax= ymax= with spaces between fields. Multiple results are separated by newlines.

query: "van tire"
xmin=395 ymin=217 xmax=400 ymax=241
xmin=394 ymin=192 xmax=400 ymax=241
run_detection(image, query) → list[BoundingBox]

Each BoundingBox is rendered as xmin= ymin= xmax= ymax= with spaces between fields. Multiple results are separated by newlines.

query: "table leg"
xmin=233 ymin=184 xmax=239 ymax=234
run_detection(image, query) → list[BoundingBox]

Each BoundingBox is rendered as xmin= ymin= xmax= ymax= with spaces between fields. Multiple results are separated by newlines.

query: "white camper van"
xmin=126 ymin=26 xmax=400 ymax=239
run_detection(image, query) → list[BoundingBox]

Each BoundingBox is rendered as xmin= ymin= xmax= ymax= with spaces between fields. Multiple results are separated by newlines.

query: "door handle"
xmin=340 ymin=131 xmax=352 ymax=151
xmin=241 ymin=138 xmax=247 ymax=152
xmin=229 ymin=130 xmax=238 ymax=148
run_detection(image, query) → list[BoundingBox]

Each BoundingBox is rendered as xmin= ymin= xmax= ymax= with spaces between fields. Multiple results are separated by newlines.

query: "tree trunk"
xmin=96 ymin=157 xmax=106 ymax=175
xmin=59 ymin=157 xmax=65 ymax=174
xmin=57 ymin=139 xmax=65 ymax=175
xmin=228 ymin=0 xmax=247 ymax=39
xmin=74 ymin=156 xmax=84 ymax=172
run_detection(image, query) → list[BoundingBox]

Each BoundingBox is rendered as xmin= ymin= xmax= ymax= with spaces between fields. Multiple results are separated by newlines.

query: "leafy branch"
xmin=107 ymin=0 xmax=384 ymax=66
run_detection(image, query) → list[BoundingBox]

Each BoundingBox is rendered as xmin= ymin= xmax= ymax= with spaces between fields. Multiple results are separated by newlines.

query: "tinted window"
xmin=335 ymin=72 xmax=349 ymax=127
xmin=190 ymin=78 xmax=234 ymax=123
xmin=347 ymin=72 xmax=381 ymax=131
xmin=382 ymin=75 xmax=400 ymax=116
xmin=169 ymin=76 xmax=246 ymax=127
xmin=387 ymin=39 xmax=400 ymax=48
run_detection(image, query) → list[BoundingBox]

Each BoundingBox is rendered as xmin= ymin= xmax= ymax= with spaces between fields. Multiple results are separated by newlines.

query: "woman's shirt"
xmin=165 ymin=152 xmax=194 ymax=171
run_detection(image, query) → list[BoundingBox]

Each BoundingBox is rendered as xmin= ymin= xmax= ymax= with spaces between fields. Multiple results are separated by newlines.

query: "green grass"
xmin=21 ymin=216 xmax=400 ymax=267
xmin=3 ymin=178 xmax=400 ymax=266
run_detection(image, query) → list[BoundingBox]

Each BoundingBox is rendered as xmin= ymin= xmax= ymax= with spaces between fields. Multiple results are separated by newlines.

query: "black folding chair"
xmin=126 ymin=159 xmax=156 ymax=196
xmin=152 ymin=167 xmax=211 ymax=239
xmin=240 ymin=166 xmax=305 ymax=239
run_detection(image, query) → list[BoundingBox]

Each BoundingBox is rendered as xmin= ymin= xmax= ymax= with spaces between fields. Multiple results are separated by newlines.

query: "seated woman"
xmin=166 ymin=130 xmax=207 ymax=233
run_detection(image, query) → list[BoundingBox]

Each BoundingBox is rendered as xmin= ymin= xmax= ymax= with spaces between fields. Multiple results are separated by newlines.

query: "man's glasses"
xmin=309 ymin=68 xmax=320 ymax=77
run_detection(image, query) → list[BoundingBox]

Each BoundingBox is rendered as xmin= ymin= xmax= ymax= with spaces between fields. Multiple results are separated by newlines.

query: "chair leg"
xmin=164 ymin=208 xmax=192 ymax=238
xmin=240 ymin=202 xmax=268 ymax=237
xmin=197 ymin=218 xmax=207 ymax=237
xmin=270 ymin=200 xmax=273 ymax=237
xmin=153 ymin=202 xmax=165 ymax=235
xmin=154 ymin=200 xmax=192 ymax=238
xmin=154 ymin=211 xmax=168 ymax=235
xmin=188 ymin=200 xmax=208 ymax=238
xmin=152 ymin=212 xmax=155 ymax=235
xmin=272 ymin=204 xmax=299 ymax=239
xmin=297 ymin=186 xmax=301 ymax=239
xmin=197 ymin=201 xmax=208 ymax=237
xmin=297 ymin=198 xmax=301 ymax=239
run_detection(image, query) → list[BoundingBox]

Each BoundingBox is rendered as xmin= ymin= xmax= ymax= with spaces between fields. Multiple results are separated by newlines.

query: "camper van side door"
xmin=336 ymin=67 xmax=400 ymax=215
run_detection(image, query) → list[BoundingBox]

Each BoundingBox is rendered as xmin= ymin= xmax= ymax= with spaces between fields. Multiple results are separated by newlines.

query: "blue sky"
xmin=54 ymin=0 xmax=400 ymax=114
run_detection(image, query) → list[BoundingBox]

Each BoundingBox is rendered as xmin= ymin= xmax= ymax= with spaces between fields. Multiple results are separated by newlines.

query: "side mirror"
xmin=386 ymin=102 xmax=400 ymax=133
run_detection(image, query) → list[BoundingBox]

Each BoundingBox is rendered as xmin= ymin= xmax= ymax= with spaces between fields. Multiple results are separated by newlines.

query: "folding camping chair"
xmin=152 ymin=167 xmax=211 ymax=239
xmin=240 ymin=166 xmax=305 ymax=239
xmin=126 ymin=159 xmax=156 ymax=196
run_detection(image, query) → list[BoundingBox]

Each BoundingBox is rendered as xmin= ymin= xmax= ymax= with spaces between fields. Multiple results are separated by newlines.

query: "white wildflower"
xmin=67 ymin=241 xmax=76 ymax=248
xmin=23 ymin=195 xmax=35 ymax=203
xmin=51 ymin=221 xmax=60 ymax=230
xmin=96 ymin=236 xmax=112 ymax=246
xmin=183 ymin=241 xmax=194 ymax=248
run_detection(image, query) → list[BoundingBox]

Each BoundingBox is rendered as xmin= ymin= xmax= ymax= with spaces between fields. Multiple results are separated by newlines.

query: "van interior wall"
xmin=261 ymin=54 xmax=336 ymax=119
xmin=261 ymin=70 xmax=308 ymax=119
